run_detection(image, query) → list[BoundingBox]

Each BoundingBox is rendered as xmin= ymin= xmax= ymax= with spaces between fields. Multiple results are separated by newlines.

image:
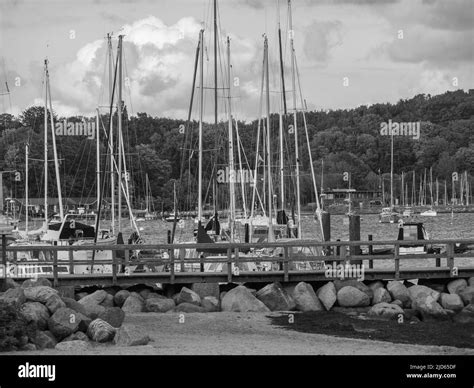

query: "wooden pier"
xmin=2 ymin=237 xmax=474 ymax=288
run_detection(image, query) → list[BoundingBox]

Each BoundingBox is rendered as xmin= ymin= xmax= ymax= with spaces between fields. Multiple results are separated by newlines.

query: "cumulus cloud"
xmin=303 ymin=20 xmax=343 ymax=63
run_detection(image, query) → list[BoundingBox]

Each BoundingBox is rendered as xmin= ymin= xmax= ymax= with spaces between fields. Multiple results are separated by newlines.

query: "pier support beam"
xmin=348 ymin=215 xmax=362 ymax=264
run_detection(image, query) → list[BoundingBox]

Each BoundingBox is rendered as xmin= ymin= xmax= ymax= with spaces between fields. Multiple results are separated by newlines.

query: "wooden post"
xmin=68 ymin=249 xmax=74 ymax=275
xmin=1 ymin=234 xmax=6 ymax=288
xmin=227 ymin=248 xmax=232 ymax=283
xmin=179 ymin=248 xmax=185 ymax=272
xmin=368 ymin=234 xmax=373 ymax=269
xmin=321 ymin=211 xmax=330 ymax=241
xmin=52 ymin=250 xmax=58 ymax=288
xmin=394 ymin=244 xmax=400 ymax=279
xmin=447 ymin=242 xmax=454 ymax=276
xmin=170 ymin=248 xmax=175 ymax=284
xmin=283 ymin=246 xmax=289 ymax=282
xmin=349 ymin=214 xmax=362 ymax=264
xmin=167 ymin=230 xmax=171 ymax=244
xmin=112 ymin=249 xmax=117 ymax=285
xmin=200 ymin=253 xmax=204 ymax=273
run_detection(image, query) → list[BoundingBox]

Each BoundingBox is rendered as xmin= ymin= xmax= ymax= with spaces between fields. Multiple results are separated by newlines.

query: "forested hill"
xmin=0 ymin=89 xmax=473 ymax=210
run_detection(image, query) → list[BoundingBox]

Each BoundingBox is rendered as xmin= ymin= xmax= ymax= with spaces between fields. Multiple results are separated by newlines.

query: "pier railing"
xmin=1 ymin=238 xmax=474 ymax=286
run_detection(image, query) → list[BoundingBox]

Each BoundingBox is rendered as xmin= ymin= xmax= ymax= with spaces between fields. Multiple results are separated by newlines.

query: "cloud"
xmin=303 ymin=20 xmax=343 ymax=63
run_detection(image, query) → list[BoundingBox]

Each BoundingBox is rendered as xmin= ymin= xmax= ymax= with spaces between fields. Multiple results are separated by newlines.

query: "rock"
xmin=113 ymin=324 xmax=150 ymax=346
xmin=146 ymin=293 xmax=166 ymax=300
xmin=56 ymin=286 xmax=75 ymax=300
xmin=191 ymin=283 xmax=220 ymax=300
xmin=391 ymin=300 xmax=403 ymax=307
xmin=412 ymin=294 xmax=448 ymax=321
xmin=316 ymin=282 xmax=337 ymax=311
xmin=368 ymin=302 xmax=404 ymax=319
xmin=76 ymin=292 xmax=88 ymax=301
xmin=146 ymin=298 xmax=175 ymax=313
xmin=172 ymin=293 xmax=180 ymax=305
xmin=468 ymin=277 xmax=474 ymax=287
xmin=139 ymin=289 xmax=152 ymax=300
xmin=403 ymin=308 xmax=422 ymax=321
xmin=368 ymin=281 xmax=385 ymax=293
xmin=47 ymin=307 xmax=83 ymax=340
xmin=440 ymin=293 xmax=464 ymax=312
xmin=55 ymin=340 xmax=90 ymax=351
xmin=45 ymin=294 xmax=66 ymax=314
xmin=21 ymin=343 xmax=37 ymax=351
xmin=201 ymin=296 xmax=219 ymax=312
xmin=122 ymin=294 xmax=145 ymax=313
xmin=20 ymin=302 xmax=50 ymax=330
xmin=387 ymin=281 xmax=410 ymax=307
xmin=87 ymin=319 xmax=116 ymax=342
xmin=62 ymin=297 xmax=89 ymax=316
xmin=173 ymin=303 xmax=206 ymax=313
xmin=113 ymin=290 xmax=131 ymax=307
xmin=408 ymin=285 xmax=440 ymax=303
xmin=177 ymin=287 xmax=201 ymax=306
xmin=256 ymin=282 xmax=296 ymax=311
xmin=24 ymin=286 xmax=58 ymax=303
xmin=103 ymin=287 xmax=119 ymax=296
xmin=334 ymin=280 xmax=373 ymax=300
xmin=0 ymin=287 xmax=26 ymax=305
xmin=447 ymin=279 xmax=468 ymax=295
xmin=3 ymin=278 xmax=20 ymax=290
xmin=459 ymin=286 xmax=474 ymax=305
xmin=337 ymin=286 xmax=370 ymax=307
xmin=98 ymin=307 xmax=125 ymax=328
xmin=78 ymin=290 xmax=108 ymax=305
xmin=221 ymin=285 xmax=270 ymax=312
xmin=99 ymin=293 xmax=114 ymax=308
xmin=63 ymin=331 xmax=89 ymax=342
xmin=220 ymin=291 xmax=227 ymax=301
xmin=372 ymin=287 xmax=392 ymax=304
xmin=464 ymin=303 xmax=474 ymax=313
xmin=22 ymin=278 xmax=52 ymax=288
xmin=286 ymin=282 xmax=323 ymax=312
xmin=31 ymin=331 xmax=57 ymax=350
xmin=130 ymin=292 xmax=145 ymax=301
xmin=417 ymin=280 xmax=446 ymax=293
xmin=453 ymin=311 xmax=474 ymax=324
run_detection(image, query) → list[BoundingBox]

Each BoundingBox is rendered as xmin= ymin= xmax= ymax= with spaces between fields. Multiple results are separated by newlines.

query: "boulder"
xmin=221 ymin=285 xmax=270 ymax=312
xmin=172 ymin=293 xmax=180 ymax=305
xmin=256 ymin=282 xmax=296 ymax=311
xmin=21 ymin=343 xmax=37 ymax=351
xmin=337 ymin=286 xmax=370 ymax=307
xmin=87 ymin=319 xmax=116 ymax=342
xmin=447 ymin=279 xmax=467 ymax=295
xmin=45 ymin=294 xmax=66 ymax=314
xmin=286 ymin=282 xmax=323 ymax=312
xmin=372 ymin=287 xmax=392 ymax=305
xmin=387 ymin=281 xmax=410 ymax=307
xmin=113 ymin=290 xmax=131 ymax=307
xmin=146 ymin=293 xmax=167 ymax=300
xmin=139 ymin=289 xmax=152 ymax=300
xmin=75 ymin=292 xmax=89 ymax=301
xmin=62 ymin=297 xmax=89 ymax=316
xmin=47 ymin=307 xmax=81 ymax=340
xmin=334 ymin=280 xmax=373 ymax=300
xmin=201 ymin=296 xmax=219 ymax=312
xmin=391 ymin=300 xmax=403 ymax=307
xmin=122 ymin=294 xmax=145 ymax=313
xmin=24 ymin=286 xmax=58 ymax=303
xmin=417 ymin=280 xmax=446 ymax=293
xmin=440 ymin=293 xmax=464 ymax=312
xmin=453 ymin=311 xmax=474 ymax=324
xmin=412 ymin=294 xmax=448 ymax=321
xmin=78 ymin=290 xmax=108 ymax=305
xmin=173 ymin=303 xmax=206 ymax=313
xmin=220 ymin=291 xmax=227 ymax=301
xmin=368 ymin=302 xmax=404 ymax=319
xmin=20 ymin=302 xmax=50 ymax=330
xmin=177 ymin=287 xmax=201 ymax=306
xmin=191 ymin=283 xmax=220 ymax=300
xmin=31 ymin=331 xmax=57 ymax=350
xmin=316 ymin=282 xmax=337 ymax=311
xmin=3 ymin=278 xmax=20 ymax=290
xmin=63 ymin=331 xmax=89 ymax=342
xmin=55 ymin=340 xmax=90 ymax=351
xmin=468 ymin=277 xmax=474 ymax=287
xmin=146 ymin=298 xmax=175 ymax=313
xmin=22 ymin=278 xmax=52 ymax=288
xmin=130 ymin=292 xmax=145 ymax=301
xmin=459 ymin=286 xmax=474 ymax=305
xmin=114 ymin=324 xmax=150 ymax=346
xmin=98 ymin=307 xmax=125 ymax=328
xmin=408 ymin=285 xmax=440 ymax=303
xmin=0 ymin=287 xmax=26 ymax=305
xmin=99 ymin=293 xmax=114 ymax=308
xmin=368 ymin=281 xmax=385 ymax=293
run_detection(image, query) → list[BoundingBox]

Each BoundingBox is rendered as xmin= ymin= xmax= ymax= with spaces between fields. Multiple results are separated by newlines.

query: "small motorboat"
xmin=397 ymin=222 xmax=439 ymax=255
xmin=379 ymin=207 xmax=399 ymax=223
xmin=419 ymin=208 xmax=437 ymax=217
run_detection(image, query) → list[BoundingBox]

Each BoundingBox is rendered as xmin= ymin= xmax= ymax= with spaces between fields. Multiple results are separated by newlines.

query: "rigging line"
xmin=98 ymin=40 xmax=109 ymax=108
xmin=79 ymin=139 xmax=93 ymax=203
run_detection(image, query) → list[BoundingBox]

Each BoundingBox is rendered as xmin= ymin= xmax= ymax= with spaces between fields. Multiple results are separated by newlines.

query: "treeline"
xmin=1 ymin=89 xmax=473 ymax=211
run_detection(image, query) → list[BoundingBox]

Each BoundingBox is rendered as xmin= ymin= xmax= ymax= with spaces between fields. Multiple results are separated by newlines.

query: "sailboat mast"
xmin=25 ymin=144 xmax=29 ymax=233
xmin=108 ymin=34 xmax=115 ymax=235
xmin=96 ymin=109 xmax=100 ymax=211
xmin=117 ymin=35 xmax=123 ymax=232
xmin=214 ymin=0 xmax=218 ymax=126
xmin=390 ymin=127 xmax=394 ymax=209
xmin=288 ymin=0 xmax=301 ymax=238
xmin=198 ymin=29 xmax=204 ymax=223
xmin=43 ymin=60 xmax=48 ymax=224
xmin=227 ymin=37 xmax=235 ymax=240
xmin=401 ymin=171 xmax=404 ymax=207
xmin=264 ymin=36 xmax=274 ymax=238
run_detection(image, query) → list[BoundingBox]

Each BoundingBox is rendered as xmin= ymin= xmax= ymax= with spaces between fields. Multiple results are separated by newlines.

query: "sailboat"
xmin=165 ymin=181 xmax=180 ymax=222
xmin=420 ymin=167 xmax=437 ymax=216
xmin=379 ymin=128 xmax=399 ymax=223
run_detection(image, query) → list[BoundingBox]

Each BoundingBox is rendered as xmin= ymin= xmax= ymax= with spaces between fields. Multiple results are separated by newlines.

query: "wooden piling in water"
xmin=349 ymin=214 xmax=362 ymax=264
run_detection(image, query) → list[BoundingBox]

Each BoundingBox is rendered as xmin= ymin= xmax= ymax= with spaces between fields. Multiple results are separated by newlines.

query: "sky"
xmin=0 ymin=0 xmax=473 ymax=122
